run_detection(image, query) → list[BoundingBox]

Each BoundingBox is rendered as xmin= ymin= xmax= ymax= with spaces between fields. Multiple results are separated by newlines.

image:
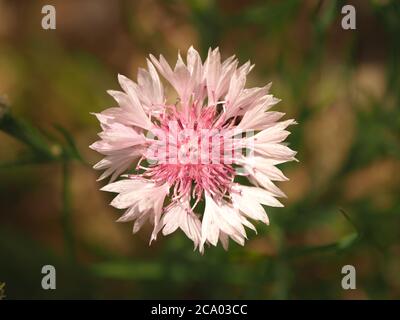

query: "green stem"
xmin=0 ymin=102 xmax=62 ymax=161
xmin=1 ymin=103 xmax=82 ymax=262
xmin=62 ymin=159 xmax=76 ymax=262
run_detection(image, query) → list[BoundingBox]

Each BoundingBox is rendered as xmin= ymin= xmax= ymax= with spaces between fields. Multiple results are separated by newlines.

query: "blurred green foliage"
xmin=0 ymin=0 xmax=399 ymax=299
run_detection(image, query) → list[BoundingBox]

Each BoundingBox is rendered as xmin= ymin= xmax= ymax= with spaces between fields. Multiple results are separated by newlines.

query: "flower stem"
xmin=62 ymin=159 xmax=76 ymax=262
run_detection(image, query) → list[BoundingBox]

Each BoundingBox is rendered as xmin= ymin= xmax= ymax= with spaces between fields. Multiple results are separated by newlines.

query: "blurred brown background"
xmin=0 ymin=0 xmax=399 ymax=299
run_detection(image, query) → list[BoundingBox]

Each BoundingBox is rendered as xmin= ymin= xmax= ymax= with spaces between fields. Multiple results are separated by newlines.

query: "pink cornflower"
xmin=91 ymin=47 xmax=296 ymax=253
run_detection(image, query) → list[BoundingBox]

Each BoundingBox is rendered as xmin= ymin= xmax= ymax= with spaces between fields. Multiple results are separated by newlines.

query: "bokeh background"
xmin=0 ymin=0 xmax=399 ymax=299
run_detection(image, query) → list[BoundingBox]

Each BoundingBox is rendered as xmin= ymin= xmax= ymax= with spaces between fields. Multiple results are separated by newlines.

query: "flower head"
xmin=91 ymin=47 xmax=296 ymax=253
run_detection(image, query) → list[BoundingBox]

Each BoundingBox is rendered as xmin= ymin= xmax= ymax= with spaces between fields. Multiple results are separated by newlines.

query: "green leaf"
xmin=90 ymin=261 xmax=163 ymax=281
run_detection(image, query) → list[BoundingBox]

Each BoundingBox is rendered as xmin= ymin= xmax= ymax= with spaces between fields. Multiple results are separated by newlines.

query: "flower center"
xmin=142 ymin=105 xmax=235 ymax=204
